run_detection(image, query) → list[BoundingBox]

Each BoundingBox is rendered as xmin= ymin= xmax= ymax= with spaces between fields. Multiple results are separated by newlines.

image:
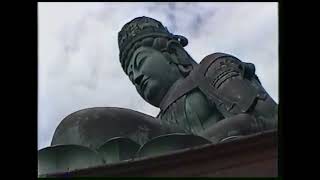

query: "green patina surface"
xmin=38 ymin=16 xmax=278 ymax=176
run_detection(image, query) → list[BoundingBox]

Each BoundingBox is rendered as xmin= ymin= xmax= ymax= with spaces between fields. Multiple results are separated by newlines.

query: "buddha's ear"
xmin=166 ymin=39 xmax=180 ymax=53
xmin=177 ymin=64 xmax=193 ymax=77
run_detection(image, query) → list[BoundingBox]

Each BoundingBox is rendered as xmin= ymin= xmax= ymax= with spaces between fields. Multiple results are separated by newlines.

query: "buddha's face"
xmin=126 ymin=46 xmax=183 ymax=107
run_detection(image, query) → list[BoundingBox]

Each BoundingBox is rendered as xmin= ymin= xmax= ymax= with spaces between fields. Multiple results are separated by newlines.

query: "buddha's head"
xmin=118 ymin=16 xmax=197 ymax=107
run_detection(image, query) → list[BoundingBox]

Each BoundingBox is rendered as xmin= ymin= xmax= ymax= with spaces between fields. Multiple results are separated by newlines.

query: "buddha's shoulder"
xmin=198 ymin=52 xmax=242 ymax=75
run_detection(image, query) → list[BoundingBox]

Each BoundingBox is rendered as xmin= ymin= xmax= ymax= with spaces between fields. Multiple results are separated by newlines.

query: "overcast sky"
xmin=38 ymin=2 xmax=278 ymax=150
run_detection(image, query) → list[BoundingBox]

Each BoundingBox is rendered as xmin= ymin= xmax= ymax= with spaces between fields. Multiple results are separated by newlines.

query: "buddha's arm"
xmin=202 ymin=54 xmax=278 ymax=133
xmin=199 ymin=113 xmax=257 ymax=143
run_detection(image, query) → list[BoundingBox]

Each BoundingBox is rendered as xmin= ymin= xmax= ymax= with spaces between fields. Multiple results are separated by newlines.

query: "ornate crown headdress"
xmin=118 ymin=16 xmax=188 ymax=72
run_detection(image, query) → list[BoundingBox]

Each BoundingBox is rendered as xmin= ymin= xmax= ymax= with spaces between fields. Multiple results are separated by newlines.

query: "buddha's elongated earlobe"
xmin=178 ymin=64 xmax=193 ymax=77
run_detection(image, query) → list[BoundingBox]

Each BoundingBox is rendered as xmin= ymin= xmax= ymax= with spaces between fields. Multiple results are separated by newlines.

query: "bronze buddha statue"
xmin=118 ymin=16 xmax=278 ymax=142
xmin=38 ymin=16 xmax=278 ymax=176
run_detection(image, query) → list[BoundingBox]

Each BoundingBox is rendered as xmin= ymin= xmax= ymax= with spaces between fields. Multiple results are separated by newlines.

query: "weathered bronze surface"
xmin=51 ymin=107 xmax=183 ymax=149
xmin=45 ymin=130 xmax=278 ymax=177
xmin=38 ymin=16 xmax=278 ymax=176
xmin=118 ymin=16 xmax=277 ymax=140
xmin=136 ymin=133 xmax=211 ymax=158
xmin=38 ymin=144 xmax=104 ymax=176
xmin=96 ymin=137 xmax=140 ymax=164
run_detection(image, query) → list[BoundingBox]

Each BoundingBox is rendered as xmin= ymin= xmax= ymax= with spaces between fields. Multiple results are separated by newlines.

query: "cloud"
xmin=38 ymin=2 xmax=278 ymax=149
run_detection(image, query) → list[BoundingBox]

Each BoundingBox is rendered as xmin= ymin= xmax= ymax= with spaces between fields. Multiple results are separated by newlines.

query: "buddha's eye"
xmin=162 ymin=51 xmax=171 ymax=58
xmin=135 ymin=55 xmax=147 ymax=69
xmin=126 ymin=64 xmax=133 ymax=74
xmin=160 ymin=48 xmax=168 ymax=53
